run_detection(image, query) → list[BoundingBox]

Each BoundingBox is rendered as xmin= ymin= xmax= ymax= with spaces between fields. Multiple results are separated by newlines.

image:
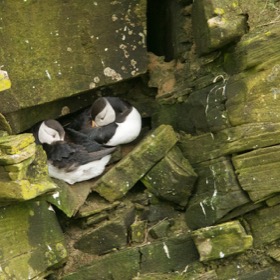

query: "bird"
xmin=67 ymin=96 xmax=142 ymax=147
xmin=34 ymin=119 xmax=116 ymax=185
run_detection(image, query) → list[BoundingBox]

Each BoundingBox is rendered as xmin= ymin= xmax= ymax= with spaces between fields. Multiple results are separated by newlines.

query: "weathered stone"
xmin=0 ymin=134 xmax=36 ymax=165
xmin=93 ymin=125 xmax=178 ymax=202
xmin=140 ymin=233 xmax=199 ymax=274
xmin=0 ymin=145 xmax=56 ymax=203
xmin=0 ymin=0 xmax=147 ymax=133
xmin=153 ymin=76 xmax=230 ymax=134
xmin=77 ymin=193 xmax=120 ymax=218
xmin=239 ymin=268 xmax=274 ymax=280
xmin=130 ymin=220 xmax=147 ymax=243
xmin=218 ymin=201 xmax=264 ymax=223
xmin=143 ymin=203 xmax=177 ymax=224
xmin=133 ymin=270 xmax=218 ymax=280
xmin=62 ymin=247 xmax=140 ymax=280
xmin=47 ymin=179 xmax=92 ymax=218
xmin=142 ymin=146 xmax=197 ymax=206
xmin=74 ymin=220 xmax=128 ymax=255
xmin=226 ymin=68 xmax=280 ymax=127
xmin=79 ymin=213 xmax=109 ymax=229
xmin=179 ymin=122 xmax=280 ymax=164
xmin=3 ymin=155 xmax=34 ymax=180
xmin=192 ymin=0 xmax=247 ymax=55
xmin=185 ymin=157 xmax=249 ymax=230
xmin=74 ymin=203 xmax=135 ymax=254
xmin=267 ymin=247 xmax=280 ymax=262
xmin=224 ymin=25 xmax=280 ymax=74
xmin=149 ymin=220 xmax=172 ymax=239
xmin=0 ymin=180 xmax=55 ymax=203
xmin=245 ymin=204 xmax=280 ymax=246
xmin=266 ymin=194 xmax=280 ymax=207
xmin=191 ymin=221 xmax=253 ymax=262
xmin=0 ymin=199 xmax=67 ymax=279
xmin=232 ymin=145 xmax=280 ymax=202
xmin=0 ymin=133 xmax=34 ymax=154
xmin=61 ymin=233 xmax=198 ymax=279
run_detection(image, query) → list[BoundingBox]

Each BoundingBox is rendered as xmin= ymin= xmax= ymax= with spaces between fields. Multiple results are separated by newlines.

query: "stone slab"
xmin=142 ymin=146 xmax=197 ymax=206
xmin=224 ymin=25 xmax=280 ymax=74
xmin=191 ymin=221 xmax=253 ymax=262
xmin=192 ymin=0 xmax=247 ymax=55
xmin=74 ymin=221 xmax=128 ymax=255
xmin=185 ymin=156 xmax=249 ymax=230
xmin=179 ymin=122 xmax=280 ymax=164
xmin=0 ymin=0 xmax=147 ymax=133
xmin=153 ymin=76 xmax=230 ymax=134
xmin=0 ymin=199 xmax=67 ymax=279
xmin=93 ymin=125 xmax=178 ymax=202
xmin=62 ymin=247 xmax=140 ymax=280
xmin=226 ymin=67 xmax=280 ymax=127
xmin=245 ymin=203 xmax=280 ymax=246
xmin=233 ymin=145 xmax=280 ymax=202
xmin=62 ymin=233 xmax=198 ymax=280
xmin=140 ymin=234 xmax=199 ymax=274
xmin=47 ymin=179 xmax=92 ymax=218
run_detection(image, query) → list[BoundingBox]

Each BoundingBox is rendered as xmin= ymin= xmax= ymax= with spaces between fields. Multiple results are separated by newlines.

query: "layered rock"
xmin=0 ymin=0 xmax=147 ymax=133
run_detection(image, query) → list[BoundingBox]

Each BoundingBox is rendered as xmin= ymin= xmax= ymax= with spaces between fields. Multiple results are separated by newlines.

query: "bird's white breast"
xmin=47 ymin=155 xmax=111 ymax=184
xmin=106 ymin=107 xmax=142 ymax=146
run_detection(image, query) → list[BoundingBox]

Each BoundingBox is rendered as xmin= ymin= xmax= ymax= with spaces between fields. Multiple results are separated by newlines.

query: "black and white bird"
xmin=34 ymin=119 xmax=115 ymax=185
xmin=67 ymin=96 xmax=142 ymax=146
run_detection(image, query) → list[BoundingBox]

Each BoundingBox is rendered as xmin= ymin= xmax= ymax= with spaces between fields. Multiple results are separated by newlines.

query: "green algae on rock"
xmin=63 ymin=233 xmax=198 ymax=280
xmin=233 ymin=145 xmax=280 ymax=202
xmin=192 ymin=0 xmax=247 ymax=55
xmin=0 ymin=0 xmax=147 ymax=133
xmin=0 ymin=137 xmax=56 ymax=203
xmin=93 ymin=125 xmax=178 ymax=202
xmin=130 ymin=220 xmax=147 ymax=243
xmin=0 ymin=200 xmax=67 ymax=279
xmin=245 ymin=203 xmax=280 ymax=246
xmin=0 ymin=134 xmax=36 ymax=165
xmin=191 ymin=221 xmax=253 ymax=262
xmin=185 ymin=157 xmax=250 ymax=230
xmin=179 ymin=122 xmax=280 ymax=164
xmin=224 ymin=25 xmax=280 ymax=74
xmin=142 ymin=146 xmax=197 ymax=207
xmin=46 ymin=179 xmax=92 ymax=218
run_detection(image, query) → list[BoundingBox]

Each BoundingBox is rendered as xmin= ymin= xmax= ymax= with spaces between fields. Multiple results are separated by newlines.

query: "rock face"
xmin=2 ymin=0 xmax=280 ymax=279
xmin=93 ymin=125 xmax=178 ymax=201
xmin=0 ymin=134 xmax=56 ymax=203
xmin=0 ymin=200 xmax=67 ymax=279
xmin=0 ymin=0 xmax=147 ymax=133
xmin=192 ymin=221 xmax=253 ymax=262
xmin=142 ymin=146 xmax=197 ymax=206
xmin=192 ymin=0 xmax=248 ymax=55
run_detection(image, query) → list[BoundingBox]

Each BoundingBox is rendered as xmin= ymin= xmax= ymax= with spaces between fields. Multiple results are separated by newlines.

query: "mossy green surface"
xmin=0 ymin=199 xmax=67 ymax=279
xmin=0 ymin=0 xmax=147 ymax=133
xmin=233 ymin=145 xmax=280 ymax=202
xmin=93 ymin=125 xmax=178 ymax=202
xmin=192 ymin=221 xmax=253 ymax=262
xmin=142 ymin=146 xmax=197 ymax=206
xmin=179 ymin=122 xmax=280 ymax=164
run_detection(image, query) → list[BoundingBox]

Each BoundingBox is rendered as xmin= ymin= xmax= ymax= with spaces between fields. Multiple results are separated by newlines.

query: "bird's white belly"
xmin=106 ymin=107 xmax=142 ymax=146
xmin=47 ymin=155 xmax=111 ymax=184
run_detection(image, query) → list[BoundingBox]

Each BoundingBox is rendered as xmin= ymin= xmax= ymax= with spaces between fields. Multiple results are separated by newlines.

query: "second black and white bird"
xmin=67 ymin=97 xmax=142 ymax=146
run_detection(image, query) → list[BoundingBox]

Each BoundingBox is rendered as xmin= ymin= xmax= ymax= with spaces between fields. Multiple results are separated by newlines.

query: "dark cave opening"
xmin=146 ymin=0 xmax=192 ymax=62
